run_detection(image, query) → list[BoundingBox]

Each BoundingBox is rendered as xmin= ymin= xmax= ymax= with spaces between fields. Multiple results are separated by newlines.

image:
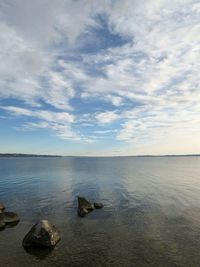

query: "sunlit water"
xmin=1 ymin=156 xmax=200 ymax=267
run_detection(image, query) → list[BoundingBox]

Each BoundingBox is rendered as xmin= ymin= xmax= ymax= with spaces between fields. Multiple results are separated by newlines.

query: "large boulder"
xmin=0 ymin=202 xmax=5 ymax=212
xmin=1 ymin=212 xmax=20 ymax=224
xmin=23 ymin=220 xmax=61 ymax=248
xmin=77 ymin=196 xmax=94 ymax=217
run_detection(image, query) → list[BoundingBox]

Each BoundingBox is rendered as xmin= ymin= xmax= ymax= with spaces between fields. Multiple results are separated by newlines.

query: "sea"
xmin=0 ymin=156 xmax=200 ymax=267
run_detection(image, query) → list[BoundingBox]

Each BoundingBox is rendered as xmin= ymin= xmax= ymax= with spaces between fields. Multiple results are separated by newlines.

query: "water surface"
xmin=0 ymin=156 xmax=200 ymax=266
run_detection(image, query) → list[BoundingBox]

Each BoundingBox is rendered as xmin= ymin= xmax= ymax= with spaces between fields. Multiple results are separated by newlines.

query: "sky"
xmin=0 ymin=0 xmax=199 ymax=156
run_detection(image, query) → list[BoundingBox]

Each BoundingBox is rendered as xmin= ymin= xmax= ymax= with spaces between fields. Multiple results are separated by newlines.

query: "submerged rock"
xmin=23 ymin=220 xmax=61 ymax=248
xmin=94 ymin=202 xmax=103 ymax=209
xmin=77 ymin=196 xmax=94 ymax=217
xmin=0 ymin=202 xmax=5 ymax=212
xmin=1 ymin=212 xmax=20 ymax=224
xmin=0 ymin=211 xmax=19 ymax=230
xmin=0 ymin=219 xmax=6 ymax=230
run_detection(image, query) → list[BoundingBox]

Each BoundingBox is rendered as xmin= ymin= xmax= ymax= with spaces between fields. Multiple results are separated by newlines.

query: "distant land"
xmin=0 ymin=153 xmax=62 ymax=157
xmin=0 ymin=153 xmax=200 ymax=158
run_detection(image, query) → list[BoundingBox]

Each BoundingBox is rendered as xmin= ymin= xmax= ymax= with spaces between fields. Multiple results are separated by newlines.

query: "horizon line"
xmin=0 ymin=153 xmax=200 ymax=158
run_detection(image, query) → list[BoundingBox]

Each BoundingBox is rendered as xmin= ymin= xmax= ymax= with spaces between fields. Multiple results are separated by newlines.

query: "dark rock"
xmin=78 ymin=207 xmax=89 ymax=217
xmin=0 ymin=202 xmax=5 ymax=212
xmin=23 ymin=220 xmax=61 ymax=248
xmin=1 ymin=212 xmax=20 ymax=224
xmin=0 ymin=219 xmax=6 ymax=230
xmin=77 ymin=196 xmax=94 ymax=217
xmin=94 ymin=202 xmax=103 ymax=209
xmin=24 ymin=246 xmax=53 ymax=259
xmin=78 ymin=196 xmax=94 ymax=211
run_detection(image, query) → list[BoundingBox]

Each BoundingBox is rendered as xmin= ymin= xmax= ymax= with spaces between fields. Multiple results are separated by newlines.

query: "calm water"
xmin=1 ymin=156 xmax=200 ymax=267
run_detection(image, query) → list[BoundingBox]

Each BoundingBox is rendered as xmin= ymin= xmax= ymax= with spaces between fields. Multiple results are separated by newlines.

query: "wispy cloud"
xmin=95 ymin=111 xmax=119 ymax=124
xmin=2 ymin=106 xmax=74 ymax=123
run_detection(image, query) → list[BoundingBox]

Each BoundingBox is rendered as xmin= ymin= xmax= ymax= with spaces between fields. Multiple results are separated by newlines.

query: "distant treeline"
xmin=0 ymin=153 xmax=62 ymax=157
xmin=131 ymin=154 xmax=200 ymax=157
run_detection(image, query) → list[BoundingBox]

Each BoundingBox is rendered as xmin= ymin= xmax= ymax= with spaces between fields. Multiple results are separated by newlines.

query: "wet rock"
xmin=77 ymin=196 xmax=94 ymax=217
xmin=23 ymin=220 xmax=61 ymax=248
xmin=24 ymin=246 xmax=53 ymax=259
xmin=78 ymin=197 xmax=94 ymax=211
xmin=1 ymin=212 xmax=20 ymax=224
xmin=0 ymin=202 xmax=5 ymax=212
xmin=94 ymin=202 xmax=103 ymax=209
xmin=78 ymin=207 xmax=89 ymax=217
xmin=0 ymin=219 xmax=6 ymax=230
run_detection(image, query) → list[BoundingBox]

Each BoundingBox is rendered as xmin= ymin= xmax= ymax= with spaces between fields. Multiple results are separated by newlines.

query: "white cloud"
xmin=0 ymin=0 xmax=199 ymax=154
xmin=25 ymin=121 xmax=80 ymax=141
xmin=2 ymin=106 xmax=74 ymax=123
xmin=0 ymin=0 xmax=101 ymax=45
xmin=95 ymin=111 xmax=119 ymax=124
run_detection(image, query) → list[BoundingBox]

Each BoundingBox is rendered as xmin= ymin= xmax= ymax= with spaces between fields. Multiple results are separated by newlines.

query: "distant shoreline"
xmin=0 ymin=153 xmax=200 ymax=158
xmin=0 ymin=153 xmax=61 ymax=158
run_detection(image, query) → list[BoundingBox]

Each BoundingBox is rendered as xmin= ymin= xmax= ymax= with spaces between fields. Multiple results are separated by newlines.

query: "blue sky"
xmin=0 ymin=0 xmax=200 ymax=156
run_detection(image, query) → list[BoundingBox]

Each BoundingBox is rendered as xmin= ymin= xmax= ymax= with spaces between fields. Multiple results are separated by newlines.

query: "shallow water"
xmin=0 ymin=156 xmax=200 ymax=267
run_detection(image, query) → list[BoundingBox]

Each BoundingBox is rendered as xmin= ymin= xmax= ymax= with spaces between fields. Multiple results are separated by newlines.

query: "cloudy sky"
xmin=0 ymin=0 xmax=199 ymax=156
